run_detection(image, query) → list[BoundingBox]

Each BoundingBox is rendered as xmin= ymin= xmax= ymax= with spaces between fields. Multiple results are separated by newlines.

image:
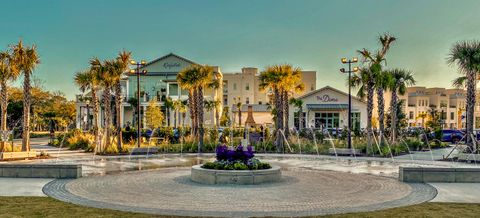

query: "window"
xmin=451 ymin=112 xmax=455 ymax=120
xmin=233 ymin=83 xmax=237 ymax=90
xmin=246 ymin=97 xmax=250 ymax=104
xmin=259 ymin=101 xmax=262 ymax=105
xmin=294 ymin=112 xmax=307 ymax=129
xmin=245 ymin=83 xmax=249 ymax=91
xmin=409 ymin=112 xmax=414 ymax=119
xmin=314 ymin=113 xmax=339 ymax=129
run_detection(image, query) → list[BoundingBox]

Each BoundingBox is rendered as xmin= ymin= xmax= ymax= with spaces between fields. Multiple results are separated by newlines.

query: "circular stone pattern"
xmin=191 ymin=164 xmax=281 ymax=185
xmin=44 ymin=168 xmax=437 ymax=217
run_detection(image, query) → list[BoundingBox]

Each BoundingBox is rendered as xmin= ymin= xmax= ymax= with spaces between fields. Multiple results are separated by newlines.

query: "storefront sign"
xmin=316 ymin=94 xmax=338 ymax=102
xmin=163 ymin=62 xmax=181 ymax=69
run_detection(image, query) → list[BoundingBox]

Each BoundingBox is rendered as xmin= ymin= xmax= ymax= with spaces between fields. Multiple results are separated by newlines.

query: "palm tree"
xmin=91 ymin=58 xmax=113 ymax=152
xmin=280 ymin=65 xmax=305 ymax=139
xmin=177 ymin=67 xmax=197 ymax=136
xmin=289 ymin=98 xmax=304 ymax=131
xmin=350 ymin=68 xmax=375 ymax=151
xmin=417 ymin=113 xmax=427 ymax=128
xmin=177 ymin=65 xmax=215 ymax=152
xmin=11 ymin=40 xmax=40 ymax=151
xmin=164 ymin=97 xmax=174 ymax=127
xmin=110 ymin=51 xmax=131 ymax=151
xmin=386 ymin=69 xmax=415 ymax=142
xmin=259 ymin=65 xmax=290 ymax=152
xmin=235 ymin=101 xmax=242 ymax=127
xmin=357 ymin=33 xmax=397 ymax=147
xmin=447 ymin=40 xmax=480 ymax=149
xmin=0 ymin=51 xmax=19 ymax=151
xmin=74 ymin=69 xmax=100 ymax=150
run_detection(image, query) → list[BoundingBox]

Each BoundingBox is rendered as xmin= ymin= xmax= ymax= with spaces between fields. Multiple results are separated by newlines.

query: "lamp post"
xmin=340 ymin=57 xmax=358 ymax=150
xmin=130 ymin=60 xmax=147 ymax=148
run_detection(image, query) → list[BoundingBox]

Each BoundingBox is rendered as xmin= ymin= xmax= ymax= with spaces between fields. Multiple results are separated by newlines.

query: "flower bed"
xmin=201 ymin=145 xmax=271 ymax=170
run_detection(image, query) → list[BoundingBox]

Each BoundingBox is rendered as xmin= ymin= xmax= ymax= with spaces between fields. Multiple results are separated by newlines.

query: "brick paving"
xmin=43 ymin=167 xmax=436 ymax=217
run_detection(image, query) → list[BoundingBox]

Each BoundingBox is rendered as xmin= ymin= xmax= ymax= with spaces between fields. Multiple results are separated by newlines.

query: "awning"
xmin=306 ymin=104 xmax=348 ymax=110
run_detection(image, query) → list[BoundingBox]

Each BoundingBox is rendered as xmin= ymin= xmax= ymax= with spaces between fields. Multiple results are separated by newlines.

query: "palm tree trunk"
xmin=114 ymin=83 xmax=123 ymax=151
xmin=22 ymin=72 xmax=32 ymax=151
xmin=197 ymin=86 xmax=204 ymax=152
xmin=92 ymin=89 xmax=99 ymax=152
xmin=0 ymin=79 xmax=7 ymax=152
xmin=466 ymin=71 xmax=476 ymax=149
xmin=299 ymin=106 xmax=303 ymax=131
xmin=366 ymin=84 xmax=374 ymax=154
xmin=390 ymin=87 xmax=398 ymax=142
xmin=377 ymin=88 xmax=385 ymax=145
xmin=103 ymin=87 xmax=112 ymax=152
xmin=215 ymin=105 xmax=220 ymax=128
xmin=174 ymin=109 xmax=177 ymax=128
xmin=189 ymin=89 xmax=197 ymax=137
xmin=283 ymin=90 xmax=290 ymax=139
xmin=274 ymin=88 xmax=284 ymax=152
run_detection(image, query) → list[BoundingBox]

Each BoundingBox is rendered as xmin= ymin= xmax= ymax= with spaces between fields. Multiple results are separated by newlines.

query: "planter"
xmin=1 ymin=151 xmax=37 ymax=160
xmin=191 ymin=164 xmax=281 ymax=185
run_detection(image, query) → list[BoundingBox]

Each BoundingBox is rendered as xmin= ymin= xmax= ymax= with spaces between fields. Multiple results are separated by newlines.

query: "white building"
xmin=288 ymin=86 xmax=367 ymax=130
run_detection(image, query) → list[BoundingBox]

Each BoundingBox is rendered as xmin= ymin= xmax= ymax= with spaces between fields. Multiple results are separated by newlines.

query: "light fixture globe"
xmin=341 ymin=58 xmax=347 ymax=63
xmin=130 ymin=60 xmax=136 ymax=65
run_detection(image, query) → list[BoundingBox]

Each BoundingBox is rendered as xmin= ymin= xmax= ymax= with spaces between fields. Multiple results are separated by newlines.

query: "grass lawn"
xmin=0 ymin=197 xmax=478 ymax=218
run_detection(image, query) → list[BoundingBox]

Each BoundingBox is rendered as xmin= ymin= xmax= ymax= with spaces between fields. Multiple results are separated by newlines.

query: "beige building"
xmin=223 ymin=67 xmax=316 ymax=126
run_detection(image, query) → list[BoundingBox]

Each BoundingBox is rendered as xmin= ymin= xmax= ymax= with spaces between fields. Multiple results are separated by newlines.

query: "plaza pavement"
xmin=1 ymin=138 xmax=480 ymax=216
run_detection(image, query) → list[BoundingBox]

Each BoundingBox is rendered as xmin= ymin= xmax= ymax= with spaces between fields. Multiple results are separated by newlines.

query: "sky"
xmin=1 ymin=0 xmax=480 ymax=100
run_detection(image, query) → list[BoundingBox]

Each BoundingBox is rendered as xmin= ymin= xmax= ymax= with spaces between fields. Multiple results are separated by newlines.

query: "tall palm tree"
xmin=447 ymin=40 xmax=480 ymax=149
xmin=110 ymin=51 xmax=132 ymax=151
xmin=259 ymin=65 xmax=290 ymax=152
xmin=289 ymin=98 xmax=304 ymax=131
xmin=91 ymin=58 xmax=113 ymax=152
xmin=177 ymin=67 xmax=197 ymax=136
xmin=74 ymin=69 xmax=100 ymax=150
xmin=235 ymin=101 xmax=242 ymax=127
xmin=164 ymin=97 xmax=174 ymax=127
xmin=357 ymin=33 xmax=396 ymax=147
xmin=350 ymin=68 xmax=375 ymax=151
xmin=280 ymin=65 xmax=305 ymax=139
xmin=177 ymin=65 xmax=215 ymax=152
xmin=12 ymin=40 xmax=40 ymax=151
xmin=0 ymin=51 xmax=19 ymax=151
xmin=386 ymin=69 xmax=415 ymax=142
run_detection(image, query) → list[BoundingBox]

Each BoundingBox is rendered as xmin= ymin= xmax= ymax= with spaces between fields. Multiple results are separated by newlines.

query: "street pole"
xmin=341 ymin=57 xmax=358 ymax=151
xmin=130 ymin=60 xmax=147 ymax=148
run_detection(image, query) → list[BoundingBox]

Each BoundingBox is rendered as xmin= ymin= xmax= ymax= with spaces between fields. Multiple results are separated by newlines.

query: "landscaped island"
xmin=191 ymin=144 xmax=281 ymax=185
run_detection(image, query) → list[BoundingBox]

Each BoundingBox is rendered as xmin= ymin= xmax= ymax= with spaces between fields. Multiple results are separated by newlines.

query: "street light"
xmin=130 ymin=60 xmax=147 ymax=148
xmin=85 ymin=99 xmax=90 ymax=130
xmin=340 ymin=57 xmax=358 ymax=151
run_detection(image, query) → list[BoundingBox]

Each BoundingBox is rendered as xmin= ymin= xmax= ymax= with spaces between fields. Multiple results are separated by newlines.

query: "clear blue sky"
xmin=1 ymin=0 xmax=479 ymax=99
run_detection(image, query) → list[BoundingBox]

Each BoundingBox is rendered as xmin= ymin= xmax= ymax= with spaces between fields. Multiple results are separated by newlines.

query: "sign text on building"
xmin=163 ymin=62 xmax=181 ymax=69
xmin=317 ymin=94 xmax=338 ymax=102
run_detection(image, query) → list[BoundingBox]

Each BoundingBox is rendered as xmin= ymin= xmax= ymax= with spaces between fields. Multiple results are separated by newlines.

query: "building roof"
xmin=297 ymin=86 xmax=364 ymax=103
xmin=141 ymin=53 xmax=199 ymax=69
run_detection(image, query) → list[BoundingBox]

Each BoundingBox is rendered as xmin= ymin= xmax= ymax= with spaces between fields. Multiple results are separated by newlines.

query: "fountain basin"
xmin=191 ymin=164 xmax=281 ymax=185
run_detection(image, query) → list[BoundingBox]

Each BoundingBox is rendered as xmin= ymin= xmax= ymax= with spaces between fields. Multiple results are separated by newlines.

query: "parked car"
xmin=430 ymin=129 xmax=464 ymax=143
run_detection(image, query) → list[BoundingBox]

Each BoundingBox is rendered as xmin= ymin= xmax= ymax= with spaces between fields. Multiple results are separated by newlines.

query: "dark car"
xmin=431 ymin=129 xmax=464 ymax=143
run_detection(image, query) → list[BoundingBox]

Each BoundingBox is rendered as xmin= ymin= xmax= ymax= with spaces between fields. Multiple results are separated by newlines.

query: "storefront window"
xmin=314 ymin=112 xmax=339 ymax=129
xmin=352 ymin=112 xmax=361 ymax=132
xmin=294 ymin=112 xmax=306 ymax=129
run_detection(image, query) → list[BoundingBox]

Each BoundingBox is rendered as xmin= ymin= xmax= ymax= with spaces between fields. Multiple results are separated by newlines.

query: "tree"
xmin=350 ymin=68 xmax=375 ymax=151
xmin=177 ymin=67 xmax=197 ymax=135
xmin=164 ymin=97 xmax=174 ymax=127
xmin=91 ymin=58 xmax=112 ymax=151
xmin=289 ymin=98 xmax=304 ymax=131
xmin=220 ymin=106 xmax=231 ymax=127
xmin=357 ymin=33 xmax=396 ymax=146
xmin=204 ymin=99 xmax=220 ymax=127
xmin=280 ymin=65 xmax=305 ymax=138
xmin=177 ymin=65 xmax=216 ymax=152
xmin=11 ymin=40 xmax=40 ymax=151
xmin=110 ymin=50 xmax=132 ymax=151
xmin=386 ymin=69 xmax=415 ymax=142
xmin=145 ymin=99 xmax=164 ymax=130
xmin=447 ymin=40 xmax=480 ymax=149
xmin=74 ymin=68 xmax=100 ymax=150
xmin=235 ymin=100 xmax=242 ymax=127
xmin=0 ymin=51 xmax=19 ymax=151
